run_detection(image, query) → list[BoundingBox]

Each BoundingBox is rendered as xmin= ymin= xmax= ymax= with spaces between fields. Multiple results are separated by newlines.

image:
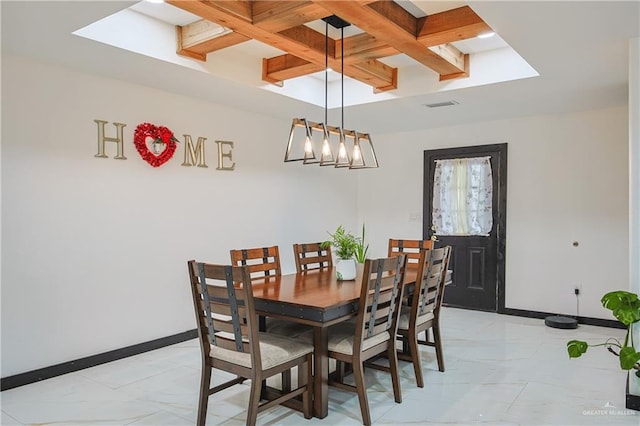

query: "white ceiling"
xmin=2 ymin=1 xmax=639 ymax=135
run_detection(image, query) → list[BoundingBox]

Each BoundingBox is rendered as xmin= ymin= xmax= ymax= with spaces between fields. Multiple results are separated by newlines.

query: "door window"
xmin=432 ymin=156 xmax=492 ymax=236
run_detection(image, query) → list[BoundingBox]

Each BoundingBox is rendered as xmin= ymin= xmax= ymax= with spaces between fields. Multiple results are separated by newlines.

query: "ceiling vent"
xmin=423 ymin=100 xmax=459 ymax=108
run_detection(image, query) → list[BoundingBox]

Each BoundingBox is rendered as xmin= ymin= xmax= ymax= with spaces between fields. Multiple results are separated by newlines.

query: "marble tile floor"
xmin=2 ymin=308 xmax=639 ymax=425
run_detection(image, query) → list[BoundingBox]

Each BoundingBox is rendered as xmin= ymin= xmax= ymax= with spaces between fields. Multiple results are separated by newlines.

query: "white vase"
xmin=335 ymin=258 xmax=356 ymax=281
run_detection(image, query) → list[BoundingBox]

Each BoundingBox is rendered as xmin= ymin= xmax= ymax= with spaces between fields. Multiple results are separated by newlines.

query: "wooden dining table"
xmin=249 ymin=265 xmax=418 ymax=419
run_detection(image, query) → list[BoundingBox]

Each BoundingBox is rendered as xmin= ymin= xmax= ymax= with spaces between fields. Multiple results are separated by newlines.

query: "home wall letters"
xmin=94 ymin=119 xmax=235 ymax=171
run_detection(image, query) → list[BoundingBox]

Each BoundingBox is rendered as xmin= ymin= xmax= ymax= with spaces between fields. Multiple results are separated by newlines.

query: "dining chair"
xmin=396 ymin=246 xmax=451 ymax=387
xmin=326 ymin=255 xmax=407 ymax=426
xmin=187 ymin=260 xmax=313 ymax=426
xmin=387 ymin=238 xmax=434 ymax=268
xmin=230 ymin=245 xmax=311 ymax=337
xmin=230 ymin=246 xmax=282 ymax=279
xmin=293 ymin=242 xmax=332 ymax=273
xmin=230 ymin=245 xmax=312 ymax=391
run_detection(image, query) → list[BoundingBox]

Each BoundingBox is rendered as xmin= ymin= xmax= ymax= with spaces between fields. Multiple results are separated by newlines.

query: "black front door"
xmin=423 ymin=143 xmax=507 ymax=312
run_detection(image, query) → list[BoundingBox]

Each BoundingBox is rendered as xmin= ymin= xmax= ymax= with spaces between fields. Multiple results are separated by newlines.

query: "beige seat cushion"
xmin=210 ymin=332 xmax=313 ymax=369
xmin=397 ymin=305 xmax=434 ymax=330
xmin=327 ymin=321 xmax=391 ymax=356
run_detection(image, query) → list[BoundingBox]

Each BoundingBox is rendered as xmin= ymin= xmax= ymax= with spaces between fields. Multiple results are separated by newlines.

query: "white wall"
xmin=0 ymin=55 xmax=358 ymax=377
xmin=357 ymin=108 xmax=629 ymax=320
xmin=1 ymin=53 xmax=632 ymax=378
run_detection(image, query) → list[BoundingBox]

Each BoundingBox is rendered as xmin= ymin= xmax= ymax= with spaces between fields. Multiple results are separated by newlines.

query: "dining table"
xmin=249 ymin=265 xmax=419 ymax=419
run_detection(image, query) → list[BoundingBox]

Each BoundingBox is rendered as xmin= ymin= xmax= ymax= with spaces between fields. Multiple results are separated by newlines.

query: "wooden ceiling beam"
xmin=263 ymin=54 xmax=324 ymax=85
xmin=262 ymin=32 xmax=397 ymax=83
xmin=312 ymin=0 xmax=467 ymax=76
xmin=417 ymin=6 xmax=493 ymax=47
xmin=176 ymin=19 xmax=250 ymax=60
xmin=341 ymin=33 xmax=399 ymax=64
xmin=167 ymin=0 xmax=397 ymax=91
xmin=251 ymin=1 xmax=329 ymax=33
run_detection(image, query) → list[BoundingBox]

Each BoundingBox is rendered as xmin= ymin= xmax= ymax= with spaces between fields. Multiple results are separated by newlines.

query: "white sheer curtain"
xmin=432 ymin=156 xmax=493 ymax=236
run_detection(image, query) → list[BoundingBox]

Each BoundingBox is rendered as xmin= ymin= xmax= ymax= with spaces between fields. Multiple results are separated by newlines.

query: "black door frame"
xmin=423 ymin=143 xmax=507 ymax=313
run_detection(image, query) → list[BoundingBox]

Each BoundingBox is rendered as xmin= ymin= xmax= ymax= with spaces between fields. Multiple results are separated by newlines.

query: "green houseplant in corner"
xmin=567 ymin=290 xmax=640 ymax=410
xmin=321 ymin=225 xmax=360 ymax=280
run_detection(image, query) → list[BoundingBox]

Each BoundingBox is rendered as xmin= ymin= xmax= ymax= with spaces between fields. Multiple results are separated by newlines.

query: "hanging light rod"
xmin=284 ymin=15 xmax=378 ymax=169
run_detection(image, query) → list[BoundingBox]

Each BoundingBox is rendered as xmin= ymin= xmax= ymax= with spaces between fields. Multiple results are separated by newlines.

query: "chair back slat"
xmin=388 ymin=239 xmax=434 ymax=268
xmin=357 ymin=255 xmax=407 ymax=347
xmin=293 ymin=242 xmax=332 ymax=272
xmin=188 ymin=260 xmax=260 ymax=367
xmin=413 ymin=246 xmax=451 ymax=321
xmin=230 ymin=246 xmax=281 ymax=279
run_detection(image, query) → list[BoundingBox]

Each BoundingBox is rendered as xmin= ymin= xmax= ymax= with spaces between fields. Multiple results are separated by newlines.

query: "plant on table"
xmin=321 ymin=225 xmax=365 ymax=280
xmin=567 ymin=290 xmax=640 ymax=377
xmin=321 ymin=225 xmax=359 ymax=260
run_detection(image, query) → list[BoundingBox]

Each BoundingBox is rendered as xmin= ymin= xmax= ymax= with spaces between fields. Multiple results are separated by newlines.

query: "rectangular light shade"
xmin=349 ymin=132 xmax=378 ymax=169
xmin=284 ymin=118 xmax=315 ymax=162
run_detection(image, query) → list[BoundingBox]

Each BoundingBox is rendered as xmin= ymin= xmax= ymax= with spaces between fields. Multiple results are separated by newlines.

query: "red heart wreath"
xmin=133 ymin=122 xmax=179 ymax=168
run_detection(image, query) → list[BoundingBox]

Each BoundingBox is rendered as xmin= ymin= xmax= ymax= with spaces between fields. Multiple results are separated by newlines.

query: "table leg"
xmin=313 ymin=326 xmax=328 ymax=418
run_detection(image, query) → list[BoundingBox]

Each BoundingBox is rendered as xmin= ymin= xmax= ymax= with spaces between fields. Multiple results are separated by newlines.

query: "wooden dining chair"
xmin=230 ymin=245 xmax=310 ymax=337
xmin=230 ymin=245 xmax=312 ymax=390
xmin=396 ymin=246 xmax=451 ymax=387
xmin=388 ymin=238 xmax=434 ymax=268
xmin=293 ymin=242 xmax=332 ymax=273
xmin=230 ymin=246 xmax=282 ymax=279
xmin=327 ymin=255 xmax=407 ymax=426
xmin=187 ymin=260 xmax=313 ymax=426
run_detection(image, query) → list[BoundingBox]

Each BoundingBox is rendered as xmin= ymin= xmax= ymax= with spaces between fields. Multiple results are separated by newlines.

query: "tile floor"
xmin=1 ymin=308 xmax=638 ymax=425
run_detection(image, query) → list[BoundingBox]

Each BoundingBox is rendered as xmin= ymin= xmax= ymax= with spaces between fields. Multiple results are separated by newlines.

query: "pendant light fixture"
xmin=284 ymin=15 xmax=378 ymax=169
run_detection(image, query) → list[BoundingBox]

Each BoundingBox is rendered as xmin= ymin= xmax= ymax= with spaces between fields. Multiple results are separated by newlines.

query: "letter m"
xmin=181 ymin=135 xmax=208 ymax=168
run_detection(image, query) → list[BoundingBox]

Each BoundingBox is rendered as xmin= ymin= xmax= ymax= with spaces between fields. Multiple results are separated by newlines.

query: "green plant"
xmin=567 ymin=290 xmax=640 ymax=376
xmin=354 ymin=223 xmax=369 ymax=264
xmin=321 ymin=225 xmax=360 ymax=260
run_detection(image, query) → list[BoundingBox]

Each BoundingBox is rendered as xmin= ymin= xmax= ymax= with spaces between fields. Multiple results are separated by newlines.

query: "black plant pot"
xmin=626 ymin=371 xmax=640 ymax=411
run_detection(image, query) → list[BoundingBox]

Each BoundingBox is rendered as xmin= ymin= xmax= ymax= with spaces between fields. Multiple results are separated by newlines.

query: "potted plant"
xmin=322 ymin=225 xmax=360 ymax=280
xmin=567 ymin=290 xmax=640 ymax=410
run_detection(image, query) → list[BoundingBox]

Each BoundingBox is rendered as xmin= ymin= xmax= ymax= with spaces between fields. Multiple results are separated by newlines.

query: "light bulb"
xmin=353 ymin=145 xmax=361 ymax=161
xmin=322 ymin=138 xmax=331 ymax=156
xmin=338 ymin=143 xmax=347 ymax=160
xmin=304 ymin=137 xmax=313 ymax=154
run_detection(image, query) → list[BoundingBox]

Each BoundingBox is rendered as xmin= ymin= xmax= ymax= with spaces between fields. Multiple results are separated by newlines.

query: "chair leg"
xmin=432 ymin=324 xmax=445 ymax=372
xmin=247 ymin=374 xmax=262 ymax=426
xmin=197 ymin=364 xmax=212 ymax=426
xmin=335 ymin=360 xmax=345 ymax=382
xmin=301 ymin=356 xmax=313 ymax=419
xmin=352 ymin=360 xmax=371 ymax=426
xmin=387 ymin=345 xmax=402 ymax=403
xmin=408 ymin=330 xmax=424 ymax=388
xmin=281 ymin=370 xmax=292 ymax=392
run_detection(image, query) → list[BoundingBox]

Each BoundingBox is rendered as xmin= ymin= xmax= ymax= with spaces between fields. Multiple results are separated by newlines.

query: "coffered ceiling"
xmin=167 ymin=1 xmax=493 ymax=92
xmin=2 ymin=1 xmax=639 ymax=134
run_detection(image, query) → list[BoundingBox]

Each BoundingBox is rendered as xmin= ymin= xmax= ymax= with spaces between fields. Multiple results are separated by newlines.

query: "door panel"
xmin=424 ymin=144 xmax=507 ymax=312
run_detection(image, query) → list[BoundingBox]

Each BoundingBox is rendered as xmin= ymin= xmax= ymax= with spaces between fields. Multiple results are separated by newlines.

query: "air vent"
xmin=423 ymin=101 xmax=459 ymax=108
